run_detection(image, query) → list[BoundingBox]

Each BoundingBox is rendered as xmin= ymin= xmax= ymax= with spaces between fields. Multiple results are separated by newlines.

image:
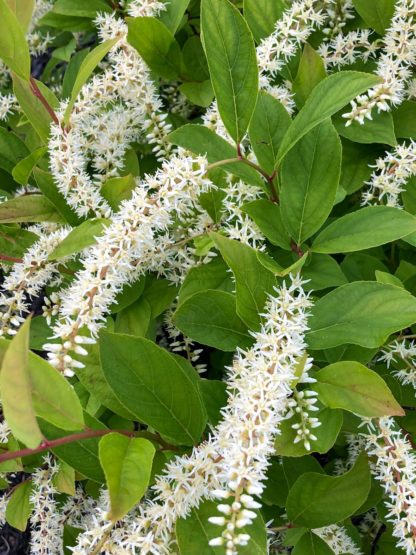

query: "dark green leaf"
xmin=292 ymin=532 xmax=335 ymax=555
xmin=243 ymin=0 xmax=286 ymax=42
xmin=293 ymin=44 xmax=327 ymax=107
xmin=352 ymin=0 xmax=395 ymax=35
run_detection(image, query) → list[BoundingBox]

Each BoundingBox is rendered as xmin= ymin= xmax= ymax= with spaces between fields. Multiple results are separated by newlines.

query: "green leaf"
xmin=0 ymin=195 xmax=63 ymax=223
xmin=100 ymin=333 xmax=207 ymax=445
xmin=242 ymin=200 xmax=291 ymax=250
xmin=48 ymin=218 xmax=110 ymax=260
xmin=392 ymin=101 xmax=416 ymax=139
xmin=313 ymin=361 xmax=404 ymax=417
xmin=0 ymin=319 xmax=43 ymax=448
xmin=7 ymin=0 xmax=35 ymax=33
xmin=0 ymin=225 xmax=37 ymax=263
xmin=0 ymin=336 xmax=85 ymax=431
xmin=276 ymin=71 xmax=380 ymax=164
xmin=249 ymin=92 xmax=291 ymax=174
xmin=159 ymin=0 xmax=190 ymax=33
xmin=127 ymin=17 xmax=182 ymax=80
xmin=53 ymin=461 xmax=76 ymax=495
xmin=13 ymin=75 xmax=59 ymax=142
xmin=292 ymin=532 xmax=335 ymax=555
xmin=64 ymin=38 xmax=119 ymax=124
xmin=169 ymin=124 xmax=263 ymax=187
xmin=243 ymin=0 xmax=286 ymax=42
xmin=340 ymin=140 xmax=380 ymax=195
xmin=12 ymin=147 xmax=47 ymax=186
xmin=0 ymin=127 xmax=29 ymax=172
xmin=52 ymin=0 xmax=112 ymax=18
xmin=5 ymin=480 xmax=33 ymax=531
xmin=178 ymin=257 xmax=233 ymax=305
xmin=375 ymin=270 xmax=404 ymax=288
xmin=286 ymin=452 xmax=371 ymax=528
xmin=307 ymin=282 xmax=416 ymax=349
xmin=62 ymin=48 xmax=89 ymax=99
xmin=99 ymin=433 xmax=155 ymax=521
xmin=199 ymin=379 xmax=227 ymax=426
xmin=275 ymin=406 xmax=343 ymax=457
xmin=33 ymin=168 xmax=81 ymax=226
xmin=302 ymin=254 xmax=347 ymax=291
xmin=312 ymin=206 xmax=416 ymax=253
xmin=333 ymin=110 xmax=396 ymax=146
xmin=280 ymin=119 xmax=341 ymax=244
xmin=201 ymin=0 xmax=258 ymax=143
xmin=293 ymin=44 xmax=327 ymax=107
xmin=352 ymin=0 xmax=395 ymax=35
xmin=179 ymin=80 xmax=214 ymax=108
xmin=115 ymin=297 xmax=152 ymax=338
xmin=210 ymin=233 xmax=276 ymax=330
xmin=0 ymin=0 xmax=30 ymax=79
xmin=174 ymin=290 xmax=251 ymax=351
xmin=101 ymin=174 xmax=136 ymax=210
xmin=176 ymin=500 xmax=267 ymax=555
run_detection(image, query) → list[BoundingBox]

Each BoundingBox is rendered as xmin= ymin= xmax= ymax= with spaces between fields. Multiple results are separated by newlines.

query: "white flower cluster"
xmin=0 ymin=226 xmax=71 ymax=337
xmin=321 ymin=0 xmax=355 ymax=38
xmin=71 ymin=277 xmax=313 ymax=554
xmin=49 ymin=12 xmax=171 ymax=218
xmin=256 ymin=0 xmax=327 ymax=77
xmin=380 ymin=338 xmax=416 ymax=390
xmin=44 ymin=155 xmax=212 ymax=375
xmin=364 ymin=417 xmax=416 ymax=555
xmin=362 ymin=140 xmax=416 ymax=207
xmin=319 ymin=29 xmax=378 ymax=69
xmin=27 ymin=0 xmax=54 ymax=56
xmin=315 ymin=524 xmax=363 ymax=555
xmin=126 ymin=0 xmax=166 ymax=18
xmin=284 ymin=386 xmax=321 ymax=451
xmin=344 ymin=0 xmax=416 ymax=125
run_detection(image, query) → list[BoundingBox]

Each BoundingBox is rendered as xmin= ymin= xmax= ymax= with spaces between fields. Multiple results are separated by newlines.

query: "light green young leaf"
xmin=249 ymin=91 xmax=291 ymax=174
xmin=48 ymin=218 xmax=110 ymax=260
xmin=286 ymin=452 xmax=371 ymax=528
xmin=210 ymin=232 xmax=276 ymax=330
xmin=313 ymin=361 xmax=404 ymax=417
xmin=12 ymin=147 xmax=48 ymax=186
xmin=7 ymin=0 xmax=35 ymax=32
xmin=0 ymin=337 xmax=85 ymax=431
xmin=99 ymin=433 xmax=155 ymax=521
xmin=0 ymin=0 xmax=30 ymax=79
xmin=5 ymin=480 xmax=34 ymax=531
xmin=174 ymin=290 xmax=252 ymax=351
xmin=307 ymin=282 xmax=416 ymax=349
xmin=64 ymin=37 xmax=119 ymax=124
xmin=312 ymin=206 xmax=416 ymax=253
xmin=292 ymin=43 xmax=327 ymax=107
xmin=53 ymin=461 xmax=76 ymax=495
xmin=0 ymin=319 xmax=43 ymax=448
xmin=280 ymin=119 xmax=341 ymax=245
xmin=201 ymin=0 xmax=258 ymax=143
xmin=100 ymin=333 xmax=207 ymax=445
xmin=276 ymin=71 xmax=380 ymax=164
xmin=101 ymin=174 xmax=136 ymax=211
xmin=176 ymin=500 xmax=267 ymax=554
xmin=127 ymin=17 xmax=182 ymax=80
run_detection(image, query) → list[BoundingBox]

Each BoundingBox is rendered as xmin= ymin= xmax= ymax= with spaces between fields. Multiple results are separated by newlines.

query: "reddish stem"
xmin=29 ymin=76 xmax=59 ymax=126
xmin=0 ymin=254 xmax=23 ymax=263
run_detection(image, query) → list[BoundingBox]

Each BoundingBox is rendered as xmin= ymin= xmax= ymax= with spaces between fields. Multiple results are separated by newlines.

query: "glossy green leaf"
xmin=12 ymin=147 xmax=47 ymax=186
xmin=352 ymin=0 xmax=395 ymax=35
xmin=249 ymin=92 xmax=291 ymax=174
xmin=293 ymin=44 xmax=326 ymax=107
xmin=286 ymin=452 xmax=371 ymax=528
xmin=99 ymin=433 xmax=155 ymax=521
xmin=174 ymin=290 xmax=251 ymax=351
xmin=312 ymin=206 xmax=416 ymax=253
xmin=292 ymin=532 xmax=335 ymax=555
xmin=201 ymin=0 xmax=258 ymax=142
xmin=64 ymin=38 xmax=119 ymax=124
xmin=276 ymin=71 xmax=380 ymax=164
xmin=307 ymin=282 xmax=416 ymax=349
xmin=48 ymin=218 xmax=110 ymax=260
xmin=176 ymin=500 xmax=267 ymax=555
xmin=211 ymin=232 xmax=276 ymax=330
xmin=127 ymin=17 xmax=182 ymax=80
xmin=100 ymin=333 xmax=207 ymax=445
xmin=302 ymin=254 xmax=347 ymax=291
xmin=5 ymin=480 xmax=33 ymax=531
xmin=0 ymin=195 xmax=63 ymax=224
xmin=243 ymin=0 xmax=286 ymax=42
xmin=280 ymin=119 xmax=341 ymax=244
xmin=313 ymin=361 xmax=404 ymax=417
xmin=242 ymin=200 xmax=291 ymax=250
xmin=0 ymin=0 xmax=30 ymax=79
xmin=0 ymin=319 xmax=43 ymax=448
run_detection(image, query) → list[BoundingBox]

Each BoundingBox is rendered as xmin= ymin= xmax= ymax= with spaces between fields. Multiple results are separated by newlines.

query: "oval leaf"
xmin=99 ymin=433 xmax=155 ymax=521
xmin=201 ymin=0 xmax=258 ymax=142
xmin=48 ymin=218 xmax=110 ymax=260
xmin=312 ymin=206 xmax=416 ymax=253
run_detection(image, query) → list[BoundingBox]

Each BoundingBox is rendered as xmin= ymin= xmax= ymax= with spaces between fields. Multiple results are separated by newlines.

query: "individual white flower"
xmin=319 ymin=29 xmax=378 ymax=69
xmin=0 ymin=93 xmax=17 ymax=121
